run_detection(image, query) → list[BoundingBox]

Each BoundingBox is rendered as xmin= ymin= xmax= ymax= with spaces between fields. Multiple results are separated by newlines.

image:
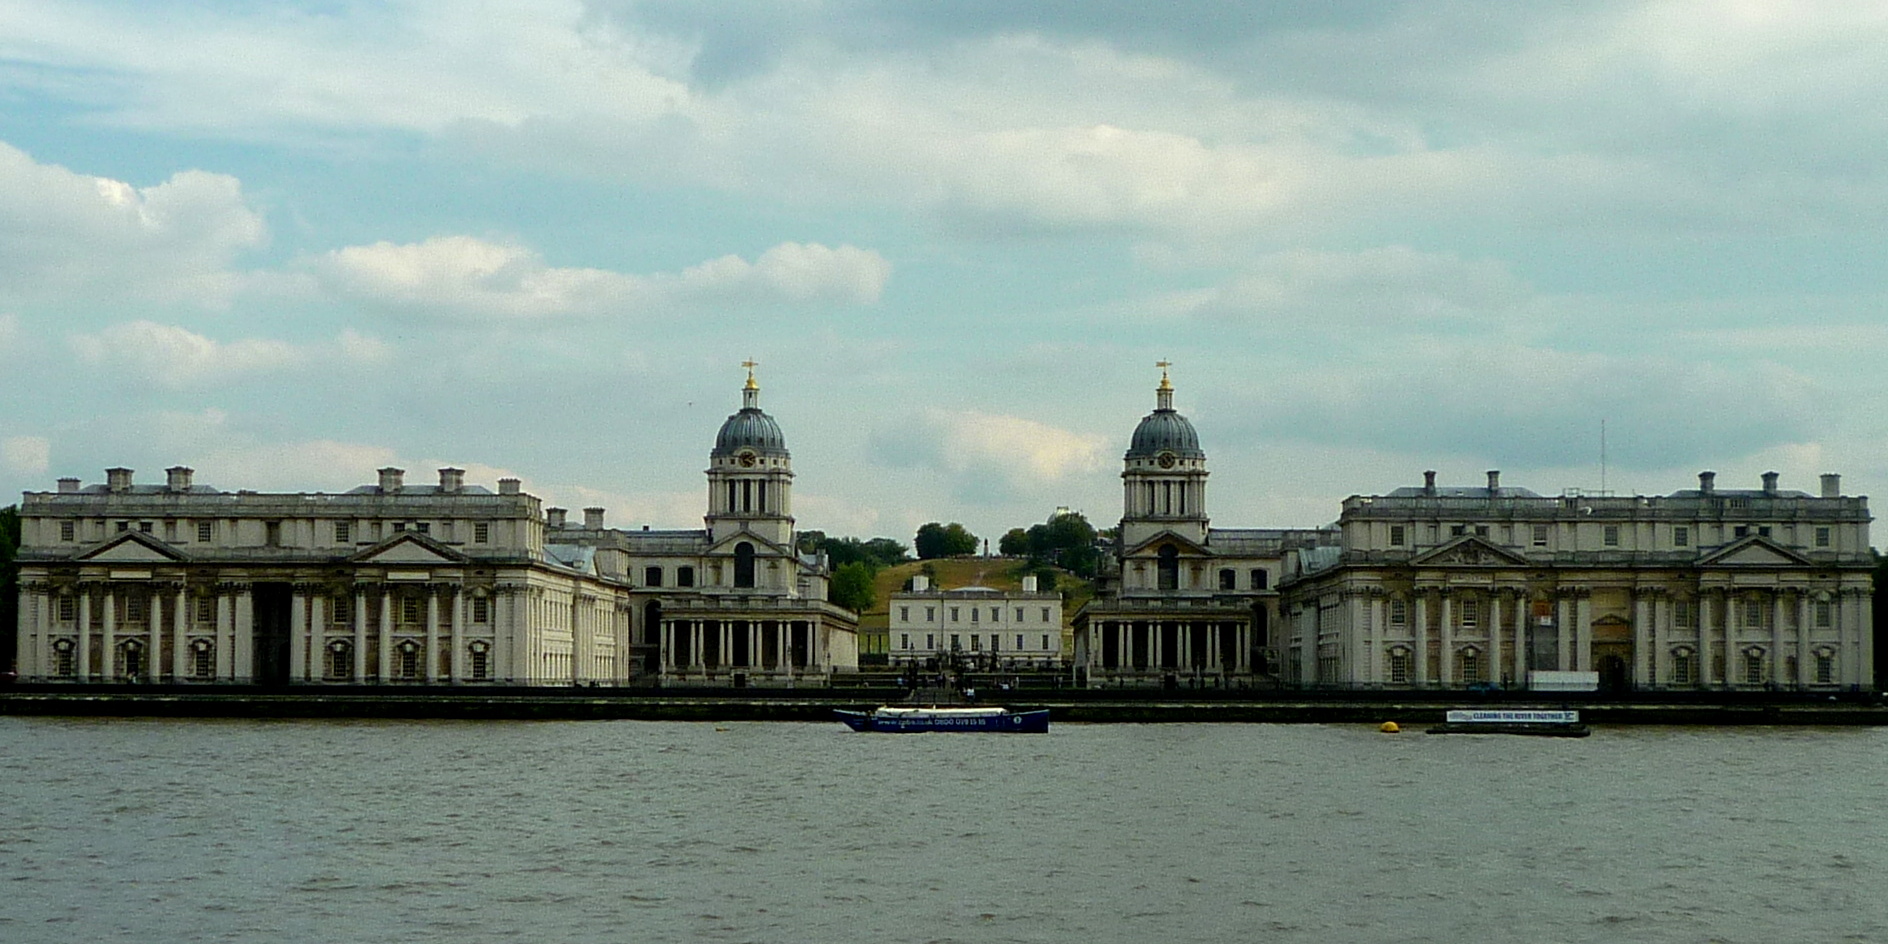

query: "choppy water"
xmin=1 ymin=717 xmax=1884 ymax=943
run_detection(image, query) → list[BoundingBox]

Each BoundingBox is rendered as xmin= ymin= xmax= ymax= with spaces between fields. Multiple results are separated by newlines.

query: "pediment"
xmin=349 ymin=533 xmax=468 ymax=565
xmin=1411 ymin=536 xmax=1529 ymax=567
xmin=1699 ymin=536 xmax=1810 ymax=568
xmin=707 ymin=529 xmax=793 ymax=558
xmin=1121 ymin=530 xmax=1213 ymax=559
xmin=77 ymin=531 xmax=188 ymax=563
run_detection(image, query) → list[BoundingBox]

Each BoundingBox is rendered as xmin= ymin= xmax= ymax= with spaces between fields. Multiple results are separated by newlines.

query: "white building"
xmin=887 ymin=574 xmax=1063 ymax=668
xmin=1278 ymin=470 xmax=1875 ymax=691
xmin=1073 ymin=367 xmax=1339 ymax=687
xmin=11 ymin=368 xmax=858 ymax=687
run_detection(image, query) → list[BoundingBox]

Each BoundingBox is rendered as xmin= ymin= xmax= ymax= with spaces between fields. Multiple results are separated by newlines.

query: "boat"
xmin=1426 ymin=709 xmax=1590 ymax=738
xmin=835 ymin=705 xmax=1050 ymax=733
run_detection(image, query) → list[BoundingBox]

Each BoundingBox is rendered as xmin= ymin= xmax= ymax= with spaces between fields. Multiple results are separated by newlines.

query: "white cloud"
xmin=1182 ymin=246 xmax=1535 ymax=328
xmin=69 ymin=321 xmax=386 ymax=388
xmin=308 ymin=236 xmax=889 ymax=319
xmin=874 ymin=409 xmax=1106 ymax=498
xmin=1 ymin=435 xmax=51 ymax=477
xmin=0 ymin=141 xmax=265 ymax=305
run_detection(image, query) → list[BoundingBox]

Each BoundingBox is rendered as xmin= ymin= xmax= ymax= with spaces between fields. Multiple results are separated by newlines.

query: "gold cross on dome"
xmin=742 ymin=359 xmax=760 ymax=388
xmin=1156 ymin=359 xmax=1173 ymax=389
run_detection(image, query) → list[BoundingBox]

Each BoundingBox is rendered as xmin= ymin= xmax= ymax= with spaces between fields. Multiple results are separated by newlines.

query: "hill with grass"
xmin=858 ymin=557 xmax=1094 ymax=637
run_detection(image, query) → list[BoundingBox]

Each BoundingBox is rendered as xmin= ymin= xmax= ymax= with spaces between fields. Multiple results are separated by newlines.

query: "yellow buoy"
xmin=1379 ymin=721 xmax=1400 ymax=734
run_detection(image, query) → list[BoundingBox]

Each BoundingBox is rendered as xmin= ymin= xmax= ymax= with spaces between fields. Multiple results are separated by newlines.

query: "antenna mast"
xmin=1600 ymin=419 xmax=1608 ymax=495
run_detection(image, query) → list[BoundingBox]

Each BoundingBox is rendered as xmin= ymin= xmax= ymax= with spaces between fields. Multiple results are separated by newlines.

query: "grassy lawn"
xmin=857 ymin=557 xmax=1094 ymax=641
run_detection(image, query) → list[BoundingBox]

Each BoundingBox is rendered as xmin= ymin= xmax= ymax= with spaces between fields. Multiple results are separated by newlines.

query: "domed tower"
xmin=706 ymin=361 xmax=794 ymax=548
xmin=1119 ymin=362 xmax=1208 ymax=548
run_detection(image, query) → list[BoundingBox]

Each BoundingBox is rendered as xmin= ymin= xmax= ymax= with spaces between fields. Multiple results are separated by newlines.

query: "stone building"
xmin=887 ymin=574 xmax=1063 ymax=669
xmin=1277 ymin=470 xmax=1875 ymax=691
xmin=1072 ymin=367 xmax=1338 ymax=687
xmin=11 ymin=368 xmax=857 ymax=686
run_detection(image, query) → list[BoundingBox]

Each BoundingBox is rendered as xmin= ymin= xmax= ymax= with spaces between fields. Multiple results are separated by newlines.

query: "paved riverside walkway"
xmin=1 ymin=686 xmax=1883 ymax=725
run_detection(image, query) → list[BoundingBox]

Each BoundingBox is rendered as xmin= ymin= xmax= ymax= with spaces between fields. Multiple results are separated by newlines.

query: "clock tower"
xmin=706 ymin=361 xmax=795 ymax=548
xmin=1119 ymin=362 xmax=1209 ymax=548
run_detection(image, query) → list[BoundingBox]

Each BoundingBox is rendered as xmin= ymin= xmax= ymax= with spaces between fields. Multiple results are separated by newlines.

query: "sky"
xmin=2 ymin=0 xmax=1886 ymax=548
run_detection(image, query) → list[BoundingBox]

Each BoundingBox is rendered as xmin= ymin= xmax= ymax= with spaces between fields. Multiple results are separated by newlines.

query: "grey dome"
xmin=713 ymin=408 xmax=789 ymax=458
xmin=1126 ymin=408 xmax=1203 ymax=459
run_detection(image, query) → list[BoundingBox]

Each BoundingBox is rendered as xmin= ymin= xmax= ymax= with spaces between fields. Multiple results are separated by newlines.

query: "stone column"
xmin=1413 ymin=592 xmax=1430 ymax=686
xmin=77 ymin=589 xmax=93 ymax=681
xmin=1651 ymin=593 xmax=1668 ymax=686
xmin=289 ymin=589 xmax=307 ymax=681
xmin=309 ymin=592 xmax=327 ymax=681
xmin=26 ymin=584 xmax=49 ymax=679
xmin=171 ymin=586 xmax=188 ymax=682
xmin=378 ymin=588 xmax=393 ymax=683
xmin=425 ymin=590 xmax=441 ymax=682
xmin=1555 ymin=594 xmax=1573 ymax=672
xmin=1347 ymin=592 xmax=1365 ymax=687
xmin=1573 ymin=592 xmax=1591 ymax=673
xmin=102 ymin=590 xmax=117 ymax=681
xmin=234 ymin=587 xmax=254 ymax=683
xmin=1488 ymin=590 xmax=1504 ymax=686
xmin=1513 ymin=594 xmax=1528 ymax=682
xmin=1795 ymin=592 xmax=1811 ymax=687
xmin=1367 ymin=595 xmax=1384 ymax=685
xmin=354 ymin=587 xmax=368 ymax=681
xmin=452 ymin=587 xmax=467 ymax=683
xmin=1438 ymin=591 xmax=1454 ymax=686
xmin=1771 ymin=593 xmax=1787 ymax=686
xmin=1633 ymin=591 xmax=1650 ymax=689
xmin=215 ymin=590 xmax=232 ymax=680
xmin=1857 ymin=589 xmax=1876 ymax=689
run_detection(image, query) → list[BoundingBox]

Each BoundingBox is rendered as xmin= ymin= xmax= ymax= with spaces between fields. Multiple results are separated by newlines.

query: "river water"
xmin=1 ymin=718 xmax=1883 ymax=943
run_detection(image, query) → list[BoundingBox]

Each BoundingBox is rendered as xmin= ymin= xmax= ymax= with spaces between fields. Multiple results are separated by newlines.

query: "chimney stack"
xmin=166 ymin=466 xmax=194 ymax=492
xmin=1423 ymin=470 xmax=1437 ymax=496
xmin=1761 ymin=471 xmax=1779 ymax=495
xmin=584 ymin=507 xmax=605 ymax=529
xmin=1486 ymin=470 xmax=1500 ymax=492
xmin=57 ymin=477 xmax=80 ymax=494
xmin=106 ymin=467 xmax=133 ymax=492
xmin=1022 ymin=575 xmax=1038 ymax=593
xmin=546 ymin=507 xmax=567 ymax=529
xmin=438 ymin=468 xmax=464 ymax=493
xmin=378 ymin=467 xmax=405 ymax=493
xmin=1821 ymin=473 xmax=1842 ymax=499
xmin=498 ymin=477 xmax=521 ymax=495
xmin=1699 ymin=471 xmax=1716 ymax=495
xmin=912 ymin=574 xmax=930 ymax=592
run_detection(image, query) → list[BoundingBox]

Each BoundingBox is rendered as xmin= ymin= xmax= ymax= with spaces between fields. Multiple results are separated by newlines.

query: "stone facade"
xmin=887 ymin=574 xmax=1063 ymax=669
xmin=1278 ymin=470 xmax=1875 ymax=691
xmin=11 ymin=372 xmax=858 ymax=687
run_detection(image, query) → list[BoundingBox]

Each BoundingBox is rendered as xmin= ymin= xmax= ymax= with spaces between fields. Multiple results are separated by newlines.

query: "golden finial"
xmin=742 ymin=359 xmax=760 ymax=390
xmin=1156 ymin=359 xmax=1173 ymax=391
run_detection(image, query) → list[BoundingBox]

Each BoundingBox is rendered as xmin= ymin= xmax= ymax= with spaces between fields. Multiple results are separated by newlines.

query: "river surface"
xmin=1 ymin=718 xmax=1883 ymax=943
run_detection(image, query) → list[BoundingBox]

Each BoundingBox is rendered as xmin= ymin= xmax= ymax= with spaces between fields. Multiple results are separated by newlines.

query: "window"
xmin=989 ymin=634 xmax=999 ymax=652
xmin=950 ymin=634 xmax=960 ymax=650
xmin=1389 ymin=599 xmax=1408 ymax=625
xmin=645 ymin=566 xmax=663 ymax=587
xmin=1015 ymin=608 xmax=1024 ymax=622
xmin=1041 ymin=635 xmax=1049 ymax=650
xmin=1815 ymin=601 xmax=1832 ymax=629
xmin=396 ymin=640 xmax=422 ymax=680
xmin=1672 ymin=648 xmax=1696 ymax=685
xmin=677 ymin=567 xmax=695 ymax=588
xmin=925 ymin=607 xmax=935 ymax=622
xmin=1742 ymin=649 xmax=1765 ymax=685
xmin=198 ymin=521 xmax=212 ymax=543
xmin=1459 ymin=598 xmax=1479 ymax=628
xmin=733 ymin=542 xmax=756 ymax=588
xmin=326 ymin=640 xmax=353 ymax=680
xmin=139 ymin=521 xmax=153 ymax=534
xmin=469 ymin=641 xmax=491 ymax=681
xmin=124 ymin=593 xmax=146 ymax=623
xmin=900 ymin=607 xmax=910 ymax=622
xmin=1389 ymin=525 xmax=1407 ymax=547
xmin=1459 ymin=648 xmax=1482 ymax=683
xmin=416 ymin=522 xmax=430 ymax=535
xmin=1016 ymin=634 xmax=1024 ymax=649
xmin=1602 ymin=525 xmax=1619 ymax=547
xmin=1673 ymin=526 xmax=1689 ymax=548
xmin=401 ymin=596 xmax=422 ymax=625
xmin=926 ymin=634 xmax=934 ymax=649
xmin=1734 ymin=525 xmax=1749 ymax=538
xmin=1040 ymin=607 xmax=1050 ymax=622
xmin=53 ymin=639 xmax=76 ymax=678
xmin=1532 ymin=525 xmax=1548 ymax=547
xmin=474 ymin=522 xmax=491 ymax=544
xmin=334 ymin=521 xmax=351 ymax=544
xmin=1250 ymin=569 xmax=1268 ymax=590
xmin=1388 ymin=649 xmax=1412 ymax=684
xmin=970 ymin=635 xmax=979 ymax=650
xmin=332 ymin=596 xmax=352 ymax=626
xmin=117 ymin=520 xmax=129 ymax=532
xmin=1815 ymin=527 xmax=1831 ymax=548
xmin=990 ymin=608 xmax=999 ymax=622
xmin=393 ymin=522 xmax=406 ymax=533
xmin=1157 ymin=544 xmax=1179 ymax=590
xmin=1475 ymin=525 xmax=1489 ymax=537
xmin=900 ymin=634 xmax=910 ymax=650
xmin=1757 ymin=526 xmax=1771 ymax=537
xmin=472 ymin=597 xmax=491 ymax=624
xmin=58 ymin=596 xmax=77 ymax=623
xmin=163 ymin=522 xmax=177 ymax=542
xmin=265 ymin=521 xmax=282 ymax=547
xmin=1219 ymin=569 xmax=1236 ymax=591
xmin=1744 ymin=599 xmax=1763 ymax=628
xmin=970 ymin=608 xmax=979 ymax=623
xmin=1815 ymin=651 xmax=1835 ymax=685
xmin=196 ymin=597 xmax=215 ymax=624
xmin=1674 ymin=599 xmax=1694 ymax=628
xmin=191 ymin=639 xmax=214 ymax=679
xmin=950 ymin=607 xmax=960 ymax=622
xmin=60 ymin=521 xmax=75 ymax=541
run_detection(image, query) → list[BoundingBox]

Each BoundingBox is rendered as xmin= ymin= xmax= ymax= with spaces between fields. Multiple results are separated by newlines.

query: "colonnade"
xmin=659 ymin=617 xmax=817 ymax=676
xmin=1088 ymin=619 xmax=1249 ymax=676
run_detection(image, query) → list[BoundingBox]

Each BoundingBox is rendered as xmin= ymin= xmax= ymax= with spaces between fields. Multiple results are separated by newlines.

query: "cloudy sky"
xmin=2 ymin=1 xmax=1885 ymax=546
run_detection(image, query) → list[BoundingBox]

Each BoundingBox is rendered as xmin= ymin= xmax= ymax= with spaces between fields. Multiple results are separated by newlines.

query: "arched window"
xmin=734 ymin=542 xmax=756 ymax=588
xmin=1671 ymin=647 xmax=1696 ymax=685
xmin=677 ymin=566 xmax=695 ymax=588
xmin=1458 ymin=646 xmax=1482 ymax=684
xmin=1814 ymin=648 xmax=1836 ymax=685
xmin=116 ymin=639 xmax=145 ymax=679
xmin=326 ymin=640 xmax=353 ymax=680
xmin=468 ymin=640 xmax=492 ymax=681
xmin=1218 ymin=569 xmax=1236 ymax=591
xmin=644 ymin=566 xmax=663 ymax=587
xmin=396 ymin=640 xmax=422 ymax=680
xmin=1387 ymin=647 xmax=1413 ymax=684
xmin=1741 ymin=647 xmax=1765 ymax=685
xmin=191 ymin=638 xmax=215 ymax=679
xmin=1157 ymin=545 xmax=1179 ymax=591
xmin=52 ymin=638 xmax=76 ymax=678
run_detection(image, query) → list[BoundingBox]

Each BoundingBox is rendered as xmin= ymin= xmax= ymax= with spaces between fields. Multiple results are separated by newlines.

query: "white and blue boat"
xmin=1426 ymin=709 xmax=1589 ymax=737
xmin=836 ymin=705 xmax=1050 ymax=733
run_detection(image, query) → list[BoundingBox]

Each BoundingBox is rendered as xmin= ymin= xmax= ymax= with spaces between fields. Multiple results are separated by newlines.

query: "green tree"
xmin=915 ymin=522 xmax=978 ymax=559
xmin=1008 ymin=509 xmax=1100 ymax=578
xmin=829 ymin=561 xmax=877 ymax=612
xmin=998 ymin=527 xmax=1029 ymax=557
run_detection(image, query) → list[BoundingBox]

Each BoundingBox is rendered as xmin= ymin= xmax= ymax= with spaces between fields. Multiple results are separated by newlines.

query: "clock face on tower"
xmin=738 ymin=451 xmax=758 ymax=468
xmin=1157 ymin=451 xmax=1177 ymax=469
